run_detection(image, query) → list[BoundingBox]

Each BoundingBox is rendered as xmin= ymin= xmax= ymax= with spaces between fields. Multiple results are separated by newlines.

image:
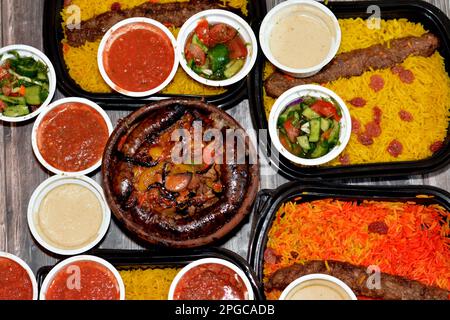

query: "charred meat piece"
xmin=266 ymin=260 xmax=449 ymax=300
xmin=120 ymin=105 xmax=185 ymax=158
xmin=102 ymin=99 xmax=259 ymax=248
xmin=264 ymin=33 xmax=439 ymax=97
xmin=65 ymin=0 xmax=223 ymax=47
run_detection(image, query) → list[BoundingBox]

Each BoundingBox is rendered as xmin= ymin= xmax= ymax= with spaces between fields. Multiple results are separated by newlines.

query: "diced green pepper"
xmin=16 ymin=64 xmax=38 ymax=78
xmin=39 ymin=89 xmax=49 ymax=103
xmin=208 ymin=44 xmax=230 ymax=74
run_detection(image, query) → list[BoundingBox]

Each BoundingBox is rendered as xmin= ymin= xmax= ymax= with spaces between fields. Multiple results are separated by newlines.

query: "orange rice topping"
xmin=264 ymin=199 xmax=450 ymax=299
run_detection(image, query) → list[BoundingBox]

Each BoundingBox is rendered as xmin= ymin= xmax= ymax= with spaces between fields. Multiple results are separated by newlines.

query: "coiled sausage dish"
xmin=102 ymin=99 xmax=259 ymax=248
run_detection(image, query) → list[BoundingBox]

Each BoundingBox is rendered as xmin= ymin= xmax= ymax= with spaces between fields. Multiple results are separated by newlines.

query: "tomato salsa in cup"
xmin=169 ymin=258 xmax=253 ymax=300
xmin=42 ymin=258 xmax=123 ymax=300
xmin=0 ymin=253 xmax=37 ymax=300
xmin=99 ymin=18 xmax=178 ymax=96
xmin=33 ymin=98 xmax=112 ymax=175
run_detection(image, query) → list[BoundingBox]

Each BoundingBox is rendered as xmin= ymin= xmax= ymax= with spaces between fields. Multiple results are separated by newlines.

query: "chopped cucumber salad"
xmin=277 ymin=96 xmax=342 ymax=159
xmin=0 ymin=50 xmax=50 ymax=117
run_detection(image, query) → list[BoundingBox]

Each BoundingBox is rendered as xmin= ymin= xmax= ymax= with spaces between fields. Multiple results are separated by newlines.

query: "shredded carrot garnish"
xmin=264 ymin=199 xmax=450 ymax=300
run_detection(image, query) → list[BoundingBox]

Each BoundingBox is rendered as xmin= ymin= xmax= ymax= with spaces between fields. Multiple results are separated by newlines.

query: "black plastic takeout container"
xmin=36 ymin=247 xmax=265 ymax=300
xmin=42 ymin=0 xmax=267 ymax=109
xmin=246 ymin=181 xmax=450 ymax=296
xmin=248 ymin=0 xmax=450 ymax=179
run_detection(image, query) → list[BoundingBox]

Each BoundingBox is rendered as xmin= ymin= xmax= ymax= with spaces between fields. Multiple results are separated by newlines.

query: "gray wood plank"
xmin=1 ymin=0 xmax=57 ymax=272
xmin=95 ymin=110 xmax=145 ymax=251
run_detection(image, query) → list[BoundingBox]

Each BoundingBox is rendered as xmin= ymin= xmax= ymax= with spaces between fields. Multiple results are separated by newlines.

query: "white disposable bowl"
xmin=177 ymin=9 xmax=258 ymax=87
xmin=98 ymin=17 xmax=178 ymax=97
xmin=260 ymin=0 xmax=341 ymax=78
xmin=0 ymin=45 xmax=56 ymax=122
xmin=269 ymin=84 xmax=351 ymax=166
xmin=279 ymin=274 xmax=357 ymax=300
xmin=31 ymin=97 xmax=113 ymax=176
xmin=168 ymin=258 xmax=254 ymax=300
xmin=27 ymin=175 xmax=111 ymax=256
xmin=39 ymin=255 xmax=125 ymax=300
xmin=0 ymin=251 xmax=38 ymax=300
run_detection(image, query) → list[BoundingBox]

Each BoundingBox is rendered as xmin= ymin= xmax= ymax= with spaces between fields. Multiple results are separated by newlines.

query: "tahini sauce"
xmin=269 ymin=5 xmax=335 ymax=69
xmin=285 ymin=279 xmax=352 ymax=300
xmin=36 ymin=184 xmax=103 ymax=250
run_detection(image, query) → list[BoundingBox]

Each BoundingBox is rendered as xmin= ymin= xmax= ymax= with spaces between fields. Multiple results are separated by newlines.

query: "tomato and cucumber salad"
xmin=185 ymin=19 xmax=248 ymax=80
xmin=0 ymin=51 xmax=50 ymax=117
xmin=277 ymin=96 xmax=342 ymax=159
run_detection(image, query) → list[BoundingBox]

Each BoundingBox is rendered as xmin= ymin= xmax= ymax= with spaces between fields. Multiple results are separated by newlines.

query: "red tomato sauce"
xmin=0 ymin=257 xmax=33 ymax=300
xmin=104 ymin=23 xmax=174 ymax=92
xmin=174 ymin=263 xmax=248 ymax=300
xmin=37 ymin=102 xmax=109 ymax=172
xmin=45 ymin=261 xmax=120 ymax=300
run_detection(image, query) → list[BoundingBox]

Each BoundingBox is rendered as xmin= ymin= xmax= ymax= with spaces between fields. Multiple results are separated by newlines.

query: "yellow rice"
xmin=263 ymin=18 xmax=450 ymax=165
xmin=119 ymin=267 xmax=180 ymax=300
xmin=61 ymin=0 xmax=248 ymax=94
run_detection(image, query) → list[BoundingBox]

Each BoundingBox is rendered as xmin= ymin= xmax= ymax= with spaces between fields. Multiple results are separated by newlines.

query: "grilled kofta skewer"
xmin=65 ymin=0 xmax=225 ymax=47
xmin=266 ymin=260 xmax=450 ymax=300
xmin=264 ymin=33 xmax=439 ymax=98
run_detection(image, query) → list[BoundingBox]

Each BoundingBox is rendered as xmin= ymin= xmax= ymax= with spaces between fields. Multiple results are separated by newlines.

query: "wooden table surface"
xmin=0 ymin=0 xmax=449 ymax=273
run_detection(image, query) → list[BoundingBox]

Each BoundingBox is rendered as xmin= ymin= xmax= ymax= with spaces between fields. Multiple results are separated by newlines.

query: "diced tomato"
xmin=195 ymin=19 xmax=212 ymax=47
xmin=0 ymin=100 xmax=6 ymax=112
xmin=311 ymin=100 xmax=341 ymax=121
xmin=279 ymin=133 xmax=291 ymax=150
xmin=212 ymin=183 xmax=223 ymax=193
xmin=2 ymin=85 xmax=11 ymax=96
xmin=225 ymin=36 xmax=247 ymax=59
xmin=185 ymin=43 xmax=206 ymax=66
xmin=283 ymin=119 xmax=300 ymax=143
xmin=209 ymin=23 xmax=237 ymax=44
xmin=321 ymin=129 xmax=332 ymax=140
xmin=291 ymin=143 xmax=302 ymax=156
xmin=18 ymin=85 xmax=26 ymax=96
xmin=0 ymin=67 xmax=9 ymax=80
